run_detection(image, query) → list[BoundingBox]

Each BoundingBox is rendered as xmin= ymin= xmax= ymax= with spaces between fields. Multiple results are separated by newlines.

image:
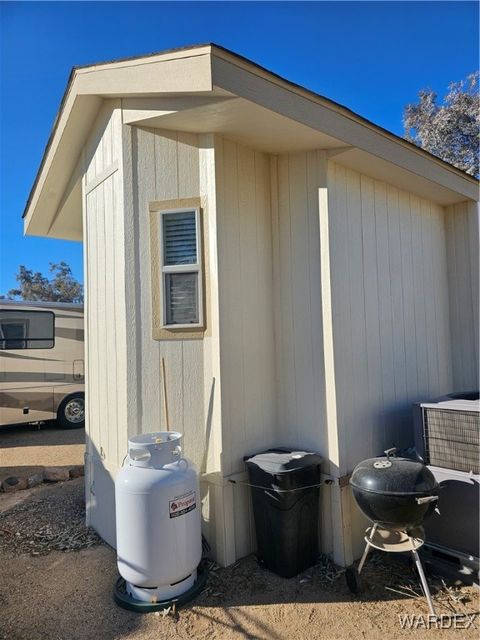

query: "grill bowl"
xmin=350 ymin=456 xmax=439 ymax=530
xmin=352 ymin=487 xmax=438 ymax=529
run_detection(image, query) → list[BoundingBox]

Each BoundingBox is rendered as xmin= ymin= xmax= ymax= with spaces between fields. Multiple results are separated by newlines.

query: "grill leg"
xmin=411 ymin=548 xmax=437 ymax=618
xmin=357 ymin=543 xmax=371 ymax=575
xmin=358 ymin=524 xmax=377 ymax=574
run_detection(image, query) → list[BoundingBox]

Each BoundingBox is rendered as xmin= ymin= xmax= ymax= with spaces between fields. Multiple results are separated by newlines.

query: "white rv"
xmin=0 ymin=301 xmax=85 ymax=429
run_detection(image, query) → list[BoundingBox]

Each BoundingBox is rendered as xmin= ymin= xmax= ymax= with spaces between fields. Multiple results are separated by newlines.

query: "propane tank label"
xmin=169 ymin=490 xmax=196 ymax=518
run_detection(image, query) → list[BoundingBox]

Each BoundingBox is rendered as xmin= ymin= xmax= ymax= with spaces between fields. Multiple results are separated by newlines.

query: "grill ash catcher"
xmin=346 ymin=448 xmax=440 ymax=617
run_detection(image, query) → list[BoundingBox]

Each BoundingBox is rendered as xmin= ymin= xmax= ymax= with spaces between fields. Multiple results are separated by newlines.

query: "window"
xmin=0 ymin=310 xmax=54 ymax=350
xmin=159 ymin=208 xmax=203 ymax=328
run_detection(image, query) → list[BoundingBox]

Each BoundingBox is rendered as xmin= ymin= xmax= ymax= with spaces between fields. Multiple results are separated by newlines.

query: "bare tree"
xmin=404 ymin=72 xmax=479 ymax=178
xmin=6 ymin=262 xmax=83 ymax=303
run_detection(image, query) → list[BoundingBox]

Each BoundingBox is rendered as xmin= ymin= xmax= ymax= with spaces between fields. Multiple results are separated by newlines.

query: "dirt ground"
xmin=0 ymin=421 xmax=85 ymax=483
xmin=0 ymin=480 xmax=478 ymax=640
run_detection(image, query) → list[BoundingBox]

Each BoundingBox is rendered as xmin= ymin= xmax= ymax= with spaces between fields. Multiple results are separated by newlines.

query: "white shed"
xmin=24 ymin=44 xmax=479 ymax=567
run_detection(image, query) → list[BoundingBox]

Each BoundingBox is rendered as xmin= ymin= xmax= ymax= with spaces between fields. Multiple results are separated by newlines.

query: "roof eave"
xmin=24 ymin=43 xmax=479 ymax=238
xmin=210 ymin=47 xmax=478 ymax=200
xmin=23 ymin=45 xmax=215 ymax=237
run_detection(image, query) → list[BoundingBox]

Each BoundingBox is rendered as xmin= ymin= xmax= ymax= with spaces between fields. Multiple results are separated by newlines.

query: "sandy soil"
xmin=0 ymin=434 xmax=478 ymax=640
xmin=1 ymin=544 xmax=478 ymax=640
xmin=0 ymin=482 xmax=478 ymax=640
xmin=0 ymin=421 xmax=85 ymax=483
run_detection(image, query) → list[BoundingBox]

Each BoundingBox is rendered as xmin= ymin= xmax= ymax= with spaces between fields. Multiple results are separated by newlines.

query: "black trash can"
xmin=244 ymin=448 xmax=322 ymax=578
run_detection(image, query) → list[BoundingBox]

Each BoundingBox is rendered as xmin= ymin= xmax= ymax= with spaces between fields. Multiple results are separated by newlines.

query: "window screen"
xmin=160 ymin=209 xmax=202 ymax=327
xmin=0 ymin=310 xmax=55 ymax=349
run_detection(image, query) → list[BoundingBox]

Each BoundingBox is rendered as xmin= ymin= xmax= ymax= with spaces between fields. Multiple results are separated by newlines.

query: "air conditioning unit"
xmin=413 ymin=392 xmax=479 ymax=584
xmin=413 ymin=392 xmax=479 ymax=474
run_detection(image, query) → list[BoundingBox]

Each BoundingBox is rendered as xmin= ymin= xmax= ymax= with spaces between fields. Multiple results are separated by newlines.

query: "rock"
xmin=44 ymin=467 xmax=70 ymax=482
xmin=2 ymin=476 xmax=28 ymax=492
xmin=69 ymin=465 xmax=84 ymax=479
xmin=27 ymin=472 xmax=44 ymax=488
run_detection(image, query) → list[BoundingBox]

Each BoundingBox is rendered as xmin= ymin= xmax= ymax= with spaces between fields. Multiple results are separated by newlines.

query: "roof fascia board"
xmin=46 ymin=152 xmax=83 ymax=235
xmin=75 ymin=51 xmax=212 ymax=96
xmin=211 ymin=52 xmax=478 ymax=201
xmin=24 ymin=95 xmax=102 ymax=234
xmin=74 ymin=44 xmax=213 ymax=72
xmin=23 ymin=49 xmax=214 ymax=229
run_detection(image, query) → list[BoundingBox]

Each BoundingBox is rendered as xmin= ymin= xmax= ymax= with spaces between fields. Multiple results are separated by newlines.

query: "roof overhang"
xmin=24 ymin=44 xmax=479 ymax=240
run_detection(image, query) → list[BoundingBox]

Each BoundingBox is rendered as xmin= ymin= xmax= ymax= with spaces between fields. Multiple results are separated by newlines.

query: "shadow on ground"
xmin=0 ymin=420 xmax=85 ymax=448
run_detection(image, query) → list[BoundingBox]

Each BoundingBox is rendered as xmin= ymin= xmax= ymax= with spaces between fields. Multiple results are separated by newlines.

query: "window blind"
xmin=163 ymin=211 xmax=197 ymax=265
xmin=161 ymin=209 xmax=201 ymax=326
xmin=165 ymin=272 xmax=199 ymax=325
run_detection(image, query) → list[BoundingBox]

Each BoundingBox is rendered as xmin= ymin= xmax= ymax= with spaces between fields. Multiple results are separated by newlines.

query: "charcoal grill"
xmin=346 ymin=448 xmax=440 ymax=616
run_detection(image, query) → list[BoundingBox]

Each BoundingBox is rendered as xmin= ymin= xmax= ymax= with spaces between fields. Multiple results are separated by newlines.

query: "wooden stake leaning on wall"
xmin=161 ymin=357 xmax=170 ymax=432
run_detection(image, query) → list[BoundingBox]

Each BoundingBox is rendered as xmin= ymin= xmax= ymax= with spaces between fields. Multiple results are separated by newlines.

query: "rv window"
xmin=0 ymin=310 xmax=54 ymax=350
xmin=159 ymin=208 xmax=203 ymax=328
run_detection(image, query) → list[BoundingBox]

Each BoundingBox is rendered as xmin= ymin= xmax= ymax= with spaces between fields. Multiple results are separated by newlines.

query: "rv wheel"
xmin=57 ymin=393 xmax=85 ymax=429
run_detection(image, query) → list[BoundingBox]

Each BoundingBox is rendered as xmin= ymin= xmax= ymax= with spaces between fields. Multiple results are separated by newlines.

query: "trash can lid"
xmin=244 ymin=448 xmax=323 ymax=474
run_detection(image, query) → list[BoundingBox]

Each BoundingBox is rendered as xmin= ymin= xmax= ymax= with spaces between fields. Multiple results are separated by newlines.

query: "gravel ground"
xmin=0 ymin=478 xmax=100 ymax=554
xmin=0 ymin=481 xmax=478 ymax=640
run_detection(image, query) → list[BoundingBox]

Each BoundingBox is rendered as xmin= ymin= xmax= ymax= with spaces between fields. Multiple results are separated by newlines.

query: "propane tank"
xmin=115 ymin=431 xmax=202 ymax=603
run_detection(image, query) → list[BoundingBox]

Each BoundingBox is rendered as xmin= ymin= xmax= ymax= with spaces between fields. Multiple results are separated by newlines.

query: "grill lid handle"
xmin=416 ymin=495 xmax=438 ymax=505
xmin=384 ymin=447 xmax=397 ymax=459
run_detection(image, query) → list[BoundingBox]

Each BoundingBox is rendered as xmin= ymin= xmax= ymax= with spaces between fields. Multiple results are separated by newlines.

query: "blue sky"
xmin=1 ymin=1 xmax=478 ymax=295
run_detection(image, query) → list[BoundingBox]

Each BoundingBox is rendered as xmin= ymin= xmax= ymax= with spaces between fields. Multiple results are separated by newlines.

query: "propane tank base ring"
xmin=113 ymin=562 xmax=208 ymax=613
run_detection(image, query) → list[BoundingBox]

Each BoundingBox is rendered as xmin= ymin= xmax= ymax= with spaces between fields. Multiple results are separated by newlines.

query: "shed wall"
xmin=272 ymin=152 xmax=328 ymax=453
xmin=270 ymin=150 xmax=333 ymax=556
xmin=215 ymin=139 xmax=277 ymax=473
xmin=83 ymin=119 xmax=209 ymax=548
xmin=128 ymin=127 xmax=205 ymax=466
xmin=213 ymin=137 xmax=277 ymax=559
xmin=445 ymin=201 xmax=479 ymax=391
xmin=81 ymin=109 xmax=477 ymax=568
xmin=327 ymin=162 xmax=455 ymax=557
xmin=82 ymin=101 xmax=128 ymax=545
xmin=124 ymin=128 xmax=232 ymax=565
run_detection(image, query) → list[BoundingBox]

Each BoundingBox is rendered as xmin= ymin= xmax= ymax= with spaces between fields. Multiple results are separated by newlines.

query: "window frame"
xmin=158 ymin=207 xmax=204 ymax=330
xmin=0 ymin=309 xmax=55 ymax=350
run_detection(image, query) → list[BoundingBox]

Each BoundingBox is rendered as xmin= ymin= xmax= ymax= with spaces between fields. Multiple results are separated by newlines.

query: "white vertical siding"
xmin=131 ymin=127 xmax=205 ymax=469
xmin=83 ymin=103 xmax=127 ymax=471
xmin=215 ymin=138 xmax=277 ymax=476
xmin=130 ymin=127 xmax=239 ymax=566
xmin=83 ymin=101 xmax=127 ymax=546
xmin=84 ymin=121 xmax=206 ymax=546
xmin=329 ymin=163 xmax=454 ymax=473
xmin=198 ymin=134 xmax=237 ymax=566
xmin=213 ymin=138 xmax=277 ymax=560
xmin=271 ymin=150 xmax=332 ymax=556
xmin=273 ymin=151 xmax=328 ymax=454
xmin=445 ymin=201 xmax=479 ymax=390
xmin=328 ymin=163 xmax=455 ymax=558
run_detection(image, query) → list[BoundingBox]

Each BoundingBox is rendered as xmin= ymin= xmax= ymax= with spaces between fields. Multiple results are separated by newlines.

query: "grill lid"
xmin=350 ymin=454 xmax=438 ymax=496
